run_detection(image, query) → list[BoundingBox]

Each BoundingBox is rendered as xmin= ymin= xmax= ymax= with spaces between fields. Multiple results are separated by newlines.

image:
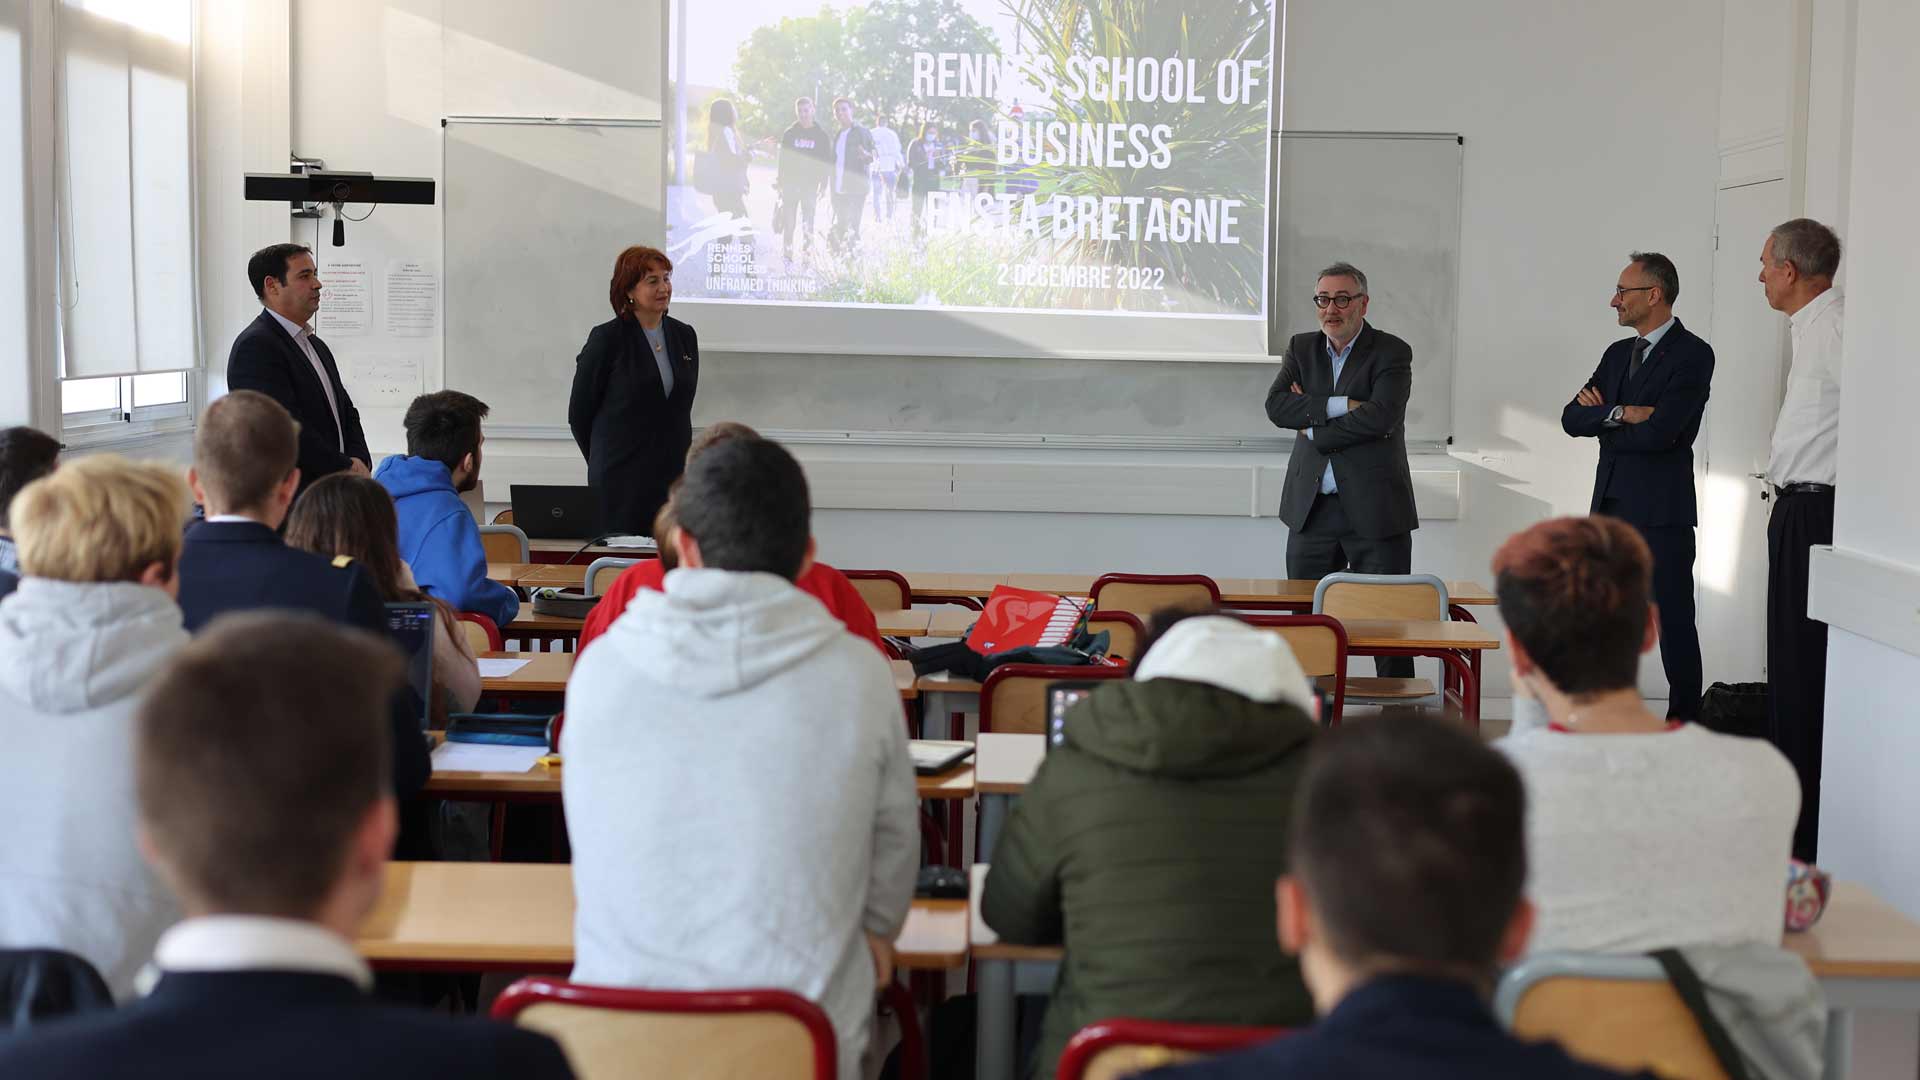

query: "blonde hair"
xmin=13 ymin=454 xmax=190 ymax=583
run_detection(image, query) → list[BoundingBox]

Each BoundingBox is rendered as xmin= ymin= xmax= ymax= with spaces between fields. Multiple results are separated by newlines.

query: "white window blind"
xmin=54 ymin=0 xmax=194 ymax=379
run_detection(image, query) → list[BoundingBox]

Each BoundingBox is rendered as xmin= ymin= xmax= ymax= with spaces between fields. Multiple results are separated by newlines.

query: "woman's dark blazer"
xmin=567 ymin=313 xmax=699 ymax=535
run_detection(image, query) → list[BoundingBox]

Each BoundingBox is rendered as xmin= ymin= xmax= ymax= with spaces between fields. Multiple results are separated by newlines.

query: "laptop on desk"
xmin=510 ymin=484 xmax=604 ymax=540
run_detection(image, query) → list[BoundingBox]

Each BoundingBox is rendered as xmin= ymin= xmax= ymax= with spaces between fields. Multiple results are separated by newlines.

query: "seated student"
xmin=1145 ymin=718 xmax=1653 ymax=1080
xmin=177 ymin=391 xmax=429 ymax=807
xmin=0 ymin=612 xmax=575 ymax=1080
xmin=981 ymin=610 xmax=1321 ymax=1080
xmin=577 ymin=421 xmax=882 ymax=654
xmin=374 ymin=390 xmax=519 ymax=629
xmin=0 ymin=425 xmax=62 ymax=598
xmin=563 ymin=437 xmax=916 ymax=1080
xmin=0 ymin=456 xmax=189 ymax=999
xmin=1492 ymin=516 xmax=1799 ymax=954
xmin=287 ymin=473 xmax=483 ymax=714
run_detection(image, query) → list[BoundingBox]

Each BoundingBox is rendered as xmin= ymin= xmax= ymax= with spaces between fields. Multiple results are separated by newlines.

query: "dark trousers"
xmin=1600 ymin=500 xmax=1702 ymax=720
xmin=1767 ymin=487 xmax=1835 ymax=862
xmin=774 ymin=183 xmax=820 ymax=251
xmin=1287 ymin=493 xmax=1415 ymax=678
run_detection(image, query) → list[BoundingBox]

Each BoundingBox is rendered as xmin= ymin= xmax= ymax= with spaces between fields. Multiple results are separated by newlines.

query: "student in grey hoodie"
xmin=562 ymin=436 xmax=917 ymax=1080
xmin=0 ymin=455 xmax=191 ymax=998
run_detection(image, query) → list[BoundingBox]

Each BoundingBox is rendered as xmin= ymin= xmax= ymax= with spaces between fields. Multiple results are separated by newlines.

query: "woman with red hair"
xmin=567 ymin=245 xmax=699 ymax=535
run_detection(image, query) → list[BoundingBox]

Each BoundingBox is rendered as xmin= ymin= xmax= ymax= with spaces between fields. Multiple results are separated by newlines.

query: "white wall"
xmin=1814 ymin=0 xmax=1920 ymax=905
xmin=283 ymin=0 xmax=1729 ymax=704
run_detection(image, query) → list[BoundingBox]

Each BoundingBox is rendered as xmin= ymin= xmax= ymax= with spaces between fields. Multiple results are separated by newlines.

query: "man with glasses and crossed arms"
xmin=1266 ymin=262 xmax=1419 ymax=680
xmin=1561 ymin=253 xmax=1714 ymax=721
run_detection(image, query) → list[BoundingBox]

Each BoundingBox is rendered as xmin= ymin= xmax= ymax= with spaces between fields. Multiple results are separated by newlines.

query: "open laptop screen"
xmin=384 ymin=602 xmax=435 ymax=730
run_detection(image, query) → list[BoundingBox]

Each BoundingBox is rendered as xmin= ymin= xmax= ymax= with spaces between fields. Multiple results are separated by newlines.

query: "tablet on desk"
xmin=910 ymin=740 xmax=975 ymax=775
xmin=384 ymin=602 xmax=436 ymax=731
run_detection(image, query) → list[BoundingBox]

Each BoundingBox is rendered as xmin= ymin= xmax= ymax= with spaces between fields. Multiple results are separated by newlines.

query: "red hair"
xmin=608 ymin=245 xmax=673 ymax=320
xmin=1492 ymin=515 xmax=1652 ymax=694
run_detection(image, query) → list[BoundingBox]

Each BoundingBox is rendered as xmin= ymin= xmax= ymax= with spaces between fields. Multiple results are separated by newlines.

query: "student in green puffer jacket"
xmin=981 ymin=611 xmax=1321 ymax=1080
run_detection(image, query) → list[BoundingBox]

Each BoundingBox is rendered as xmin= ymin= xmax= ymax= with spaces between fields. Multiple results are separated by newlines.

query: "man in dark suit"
xmin=177 ymin=391 xmax=429 ymax=808
xmin=1561 ymin=253 xmax=1714 ymax=720
xmin=227 ymin=243 xmax=371 ymax=499
xmin=0 ymin=613 xmax=576 ymax=1080
xmin=1139 ymin=719 xmax=1651 ymax=1080
xmin=1266 ymin=262 xmax=1419 ymax=678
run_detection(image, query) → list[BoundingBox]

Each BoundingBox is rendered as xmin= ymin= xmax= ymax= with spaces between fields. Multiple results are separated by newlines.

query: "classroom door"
xmin=1696 ymin=178 xmax=1790 ymax=687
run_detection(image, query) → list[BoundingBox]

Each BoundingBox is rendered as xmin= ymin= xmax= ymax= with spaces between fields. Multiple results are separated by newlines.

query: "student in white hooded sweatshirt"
xmin=563 ymin=436 xmax=917 ymax=1080
xmin=0 ymin=455 xmax=191 ymax=998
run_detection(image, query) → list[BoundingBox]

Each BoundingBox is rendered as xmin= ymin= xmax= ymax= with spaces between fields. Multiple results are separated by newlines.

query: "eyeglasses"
xmin=1612 ymin=286 xmax=1655 ymax=298
xmin=1312 ymin=293 xmax=1364 ymax=309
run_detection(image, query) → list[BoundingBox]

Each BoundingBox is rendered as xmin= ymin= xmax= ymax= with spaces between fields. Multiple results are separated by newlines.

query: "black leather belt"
xmin=1778 ymin=482 xmax=1834 ymax=496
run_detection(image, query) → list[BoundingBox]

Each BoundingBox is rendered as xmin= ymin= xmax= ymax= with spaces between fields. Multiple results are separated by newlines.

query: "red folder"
xmin=966 ymin=585 xmax=1089 ymax=654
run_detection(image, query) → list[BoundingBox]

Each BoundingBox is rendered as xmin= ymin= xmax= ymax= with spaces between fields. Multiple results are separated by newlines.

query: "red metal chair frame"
xmin=1238 ymin=613 xmax=1350 ymax=726
xmin=842 ymin=569 xmax=914 ymax=610
xmin=979 ymin=663 xmax=1130 ymax=735
xmin=458 ymin=611 xmax=505 ymax=652
xmin=491 ymin=978 xmax=837 ymax=1080
xmin=1057 ymin=1018 xmax=1288 ymax=1080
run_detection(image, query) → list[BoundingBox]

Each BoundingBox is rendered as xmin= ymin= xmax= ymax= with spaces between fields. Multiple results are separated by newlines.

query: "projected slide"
xmin=664 ymin=0 xmax=1276 ymax=322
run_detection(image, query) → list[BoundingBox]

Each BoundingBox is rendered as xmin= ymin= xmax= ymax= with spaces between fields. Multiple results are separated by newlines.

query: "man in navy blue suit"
xmin=1561 ymin=253 xmax=1714 ymax=720
xmin=1140 ymin=718 xmax=1651 ymax=1080
xmin=177 ymin=391 xmax=429 ymax=807
xmin=227 ymin=243 xmax=371 ymax=500
xmin=0 ymin=613 xmax=575 ymax=1080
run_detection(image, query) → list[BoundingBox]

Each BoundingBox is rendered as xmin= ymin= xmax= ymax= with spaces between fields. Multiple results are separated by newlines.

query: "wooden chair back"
xmin=1239 ymin=613 xmax=1348 ymax=724
xmin=457 ymin=611 xmax=504 ymax=653
xmin=1088 ymin=573 xmax=1221 ymax=625
xmin=1312 ymin=573 xmax=1448 ymax=621
xmin=1058 ymin=1020 xmax=1286 ymax=1080
xmin=980 ymin=663 xmax=1130 ymax=735
xmin=491 ymin=508 xmax=517 ymax=525
xmin=478 ymin=524 xmax=531 ymax=563
xmin=1085 ymin=610 xmax=1144 ymax=664
xmin=493 ymin=979 xmax=836 ymax=1080
xmin=843 ymin=569 xmax=913 ymax=612
xmin=585 ymin=557 xmax=639 ymax=597
xmin=1496 ymin=956 xmax=1731 ymax=1080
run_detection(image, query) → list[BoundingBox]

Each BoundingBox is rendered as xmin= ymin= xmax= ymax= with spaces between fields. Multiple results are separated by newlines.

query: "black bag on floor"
xmin=1698 ymin=682 xmax=1769 ymax=739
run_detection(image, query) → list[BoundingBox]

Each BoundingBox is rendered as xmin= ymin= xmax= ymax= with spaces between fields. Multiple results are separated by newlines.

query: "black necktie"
xmin=1628 ymin=337 xmax=1650 ymax=382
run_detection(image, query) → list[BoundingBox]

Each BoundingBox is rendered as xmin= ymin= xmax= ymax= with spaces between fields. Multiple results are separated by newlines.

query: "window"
xmin=1 ymin=4 xmax=28 ymax=420
xmin=53 ymin=0 xmax=196 ymax=440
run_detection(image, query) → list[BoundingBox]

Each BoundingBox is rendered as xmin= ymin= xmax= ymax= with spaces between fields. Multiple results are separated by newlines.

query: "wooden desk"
xmin=527 ymin=537 xmax=657 ymax=565
xmin=480 ymin=651 xmax=572 ymax=695
xmin=487 ymin=562 xmax=542 ymax=587
xmin=425 ymin=732 xmax=972 ymax=803
xmin=357 ymin=862 xmax=968 ymax=972
xmin=520 ymin=564 xmax=590 ymax=590
xmin=1339 ymin=618 xmax=1501 ymax=729
xmin=904 ymin=573 xmax=1007 ymax=600
xmin=1782 ymin=883 xmax=1920 ymax=1077
xmin=974 ymin=733 xmax=1045 ymax=795
xmin=875 ymin=609 xmax=933 ymax=637
xmin=503 ymin=609 xmax=587 ymax=650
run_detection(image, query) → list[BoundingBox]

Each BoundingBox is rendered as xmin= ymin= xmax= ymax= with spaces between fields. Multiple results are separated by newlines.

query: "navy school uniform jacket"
xmin=0 ymin=970 xmax=575 ymax=1080
xmin=1139 ymin=975 xmax=1657 ymax=1080
xmin=175 ymin=519 xmax=431 ymax=804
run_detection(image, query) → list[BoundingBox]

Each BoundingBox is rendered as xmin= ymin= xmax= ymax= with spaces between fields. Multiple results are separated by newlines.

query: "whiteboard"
xmin=444 ymin=122 xmax=1460 ymax=445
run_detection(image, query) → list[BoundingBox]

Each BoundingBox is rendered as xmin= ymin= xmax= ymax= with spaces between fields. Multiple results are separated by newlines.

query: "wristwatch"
xmin=1608 ymin=405 xmax=1625 ymax=423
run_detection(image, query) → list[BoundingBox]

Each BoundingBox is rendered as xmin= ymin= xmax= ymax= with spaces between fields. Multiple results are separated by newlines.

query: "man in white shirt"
xmin=564 ymin=435 xmax=917 ymax=1080
xmin=227 ymin=243 xmax=372 ymax=500
xmin=869 ymin=109 xmax=904 ymax=225
xmin=1757 ymin=217 xmax=1844 ymax=862
xmin=0 ymin=612 xmax=573 ymax=1080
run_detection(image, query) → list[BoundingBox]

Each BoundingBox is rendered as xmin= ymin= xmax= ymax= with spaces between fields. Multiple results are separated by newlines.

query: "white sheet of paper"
xmin=477 ymin=657 xmax=532 ymax=678
xmin=348 ymin=352 xmax=421 ymax=406
xmin=385 ymin=260 xmax=438 ymax=337
xmin=315 ymin=259 xmax=368 ymax=335
xmin=431 ymin=741 xmax=547 ymax=774
xmin=602 ymin=535 xmax=657 ymax=550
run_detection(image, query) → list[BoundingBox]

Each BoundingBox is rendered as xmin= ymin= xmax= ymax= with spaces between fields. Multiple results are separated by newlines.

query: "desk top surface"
xmin=1784 ymin=882 xmax=1920 ymax=978
xmin=905 ymin=572 xmax=1494 ymax=606
xmin=357 ymin=862 xmax=967 ymax=970
xmin=975 ymin=733 xmax=1045 ymax=794
xmin=478 ymin=654 xmax=921 ymax=700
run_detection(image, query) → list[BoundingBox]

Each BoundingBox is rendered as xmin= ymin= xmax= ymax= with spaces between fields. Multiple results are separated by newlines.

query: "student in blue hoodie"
xmin=374 ymin=390 xmax=519 ymax=629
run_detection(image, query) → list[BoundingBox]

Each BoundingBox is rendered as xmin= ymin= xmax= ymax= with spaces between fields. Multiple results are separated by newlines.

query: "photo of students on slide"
xmin=663 ymin=0 xmax=1276 ymax=320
